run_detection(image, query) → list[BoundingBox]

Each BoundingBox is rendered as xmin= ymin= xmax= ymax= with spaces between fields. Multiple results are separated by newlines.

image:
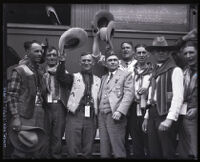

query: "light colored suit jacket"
xmin=98 ymin=69 xmax=134 ymax=116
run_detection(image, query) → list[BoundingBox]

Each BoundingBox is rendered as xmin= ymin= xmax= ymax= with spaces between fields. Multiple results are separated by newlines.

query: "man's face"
xmin=152 ymin=49 xmax=170 ymax=63
xmin=46 ymin=49 xmax=58 ymax=67
xmin=106 ymin=55 xmax=119 ymax=72
xmin=121 ymin=43 xmax=134 ymax=61
xmin=182 ymin=46 xmax=197 ymax=66
xmin=135 ymin=47 xmax=149 ymax=63
xmin=80 ymin=54 xmax=94 ymax=71
xmin=28 ymin=43 xmax=43 ymax=64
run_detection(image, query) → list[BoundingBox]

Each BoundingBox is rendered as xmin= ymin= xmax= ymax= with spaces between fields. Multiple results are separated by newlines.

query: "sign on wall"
xmin=109 ymin=4 xmax=189 ymax=31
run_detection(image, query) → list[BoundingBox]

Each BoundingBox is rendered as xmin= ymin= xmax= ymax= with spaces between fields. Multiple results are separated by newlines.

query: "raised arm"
xmin=175 ymin=28 xmax=197 ymax=48
xmin=56 ymin=56 xmax=73 ymax=88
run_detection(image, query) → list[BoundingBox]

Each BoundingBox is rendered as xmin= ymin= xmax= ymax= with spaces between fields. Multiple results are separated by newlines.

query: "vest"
xmin=67 ymin=72 xmax=101 ymax=115
xmin=155 ymin=68 xmax=174 ymax=116
xmin=183 ymin=68 xmax=197 ymax=110
xmin=99 ymin=81 xmax=112 ymax=113
xmin=14 ymin=64 xmax=43 ymax=119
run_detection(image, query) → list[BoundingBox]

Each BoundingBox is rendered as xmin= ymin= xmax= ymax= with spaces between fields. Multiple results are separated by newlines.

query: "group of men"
xmin=6 ymin=28 xmax=197 ymax=159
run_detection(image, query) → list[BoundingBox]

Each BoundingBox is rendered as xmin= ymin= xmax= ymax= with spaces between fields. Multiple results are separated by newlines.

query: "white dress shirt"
xmin=146 ymin=66 xmax=184 ymax=121
xmin=119 ymin=59 xmax=137 ymax=73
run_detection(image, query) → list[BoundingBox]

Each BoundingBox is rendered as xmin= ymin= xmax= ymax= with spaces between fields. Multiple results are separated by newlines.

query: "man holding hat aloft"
xmin=42 ymin=46 xmax=70 ymax=159
xmin=56 ymin=28 xmax=101 ymax=158
xmin=97 ymin=51 xmax=134 ymax=158
xmin=144 ymin=36 xmax=184 ymax=159
xmin=7 ymin=40 xmax=47 ymax=158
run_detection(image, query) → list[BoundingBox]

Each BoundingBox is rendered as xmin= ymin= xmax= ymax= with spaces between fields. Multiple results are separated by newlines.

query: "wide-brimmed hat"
xmin=9 ymin=125 xmax=47 ymax=153
xmin=92 ymin=10 xmax=114 ymax=30
xmin=58 ymin=27 xmax=88 ymax=55
xmin=99 ymin=21 xmax=115 ymax=43
xmin=146 ymin=36 xmax=178 ymax=52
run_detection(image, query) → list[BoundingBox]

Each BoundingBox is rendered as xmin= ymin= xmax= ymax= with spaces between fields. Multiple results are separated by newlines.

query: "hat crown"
xmin=152 ymin=36 xmax=168 ymax=47
xmin=18 ymin=130 xmax=38 ymax=147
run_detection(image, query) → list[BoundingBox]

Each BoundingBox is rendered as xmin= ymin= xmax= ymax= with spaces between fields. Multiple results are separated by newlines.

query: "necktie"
xmin=107 ymin=73 xmax=113 ymax=83
xmin=125 ymin=62 xmax=129 ymax=67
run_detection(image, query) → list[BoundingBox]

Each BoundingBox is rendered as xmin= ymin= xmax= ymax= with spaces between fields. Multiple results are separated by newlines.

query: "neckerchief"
xmin=45 ymin=64 xmax=59 ymax=93
xmin=134 ymin=62 xmax=153 ymax=81
xmin=150 ymin=57 xmax=177 ymax=104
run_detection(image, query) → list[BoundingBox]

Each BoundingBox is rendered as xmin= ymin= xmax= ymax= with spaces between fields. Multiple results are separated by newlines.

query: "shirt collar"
xmin=120 ymin=58 xmax=136 ymax=66
xmin=109 ymin=70 xmax=117 ymax=76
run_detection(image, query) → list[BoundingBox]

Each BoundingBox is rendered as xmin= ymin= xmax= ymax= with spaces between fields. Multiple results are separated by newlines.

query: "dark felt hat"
xmin=9 ymin=125 xmax=47 ymax=153
xmin=146 ymin=36 xmax=178 ymax=52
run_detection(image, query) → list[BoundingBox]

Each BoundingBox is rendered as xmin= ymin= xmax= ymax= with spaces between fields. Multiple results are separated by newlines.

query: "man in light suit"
xmin=98 ymin=51 xmax=134 ymax=158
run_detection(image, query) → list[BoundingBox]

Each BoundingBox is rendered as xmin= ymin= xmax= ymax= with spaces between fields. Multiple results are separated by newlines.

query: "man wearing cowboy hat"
xmin=143 ymin=36 xmax=184 ymax=159
xmin=7 ymin=40 xmax=48 ymax=158
xmin=176 ymin=40 xmax=198 ymax=159
xmin=97 ymin=51 xmax=134 ymax=158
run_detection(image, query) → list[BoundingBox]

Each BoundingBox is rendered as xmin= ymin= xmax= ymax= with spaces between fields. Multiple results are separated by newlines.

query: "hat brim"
xmin=146 ymin=46 xmax=179 ymax=52
xmin=58 ymin=28 xmax=88 ymax=54
xmin=93 ymin=10 xmax=114 ymax=29
xmin=9 ymin=125 xmax=47 ymax=153
xmin=107 ymin=21 xmax=115 ymax=42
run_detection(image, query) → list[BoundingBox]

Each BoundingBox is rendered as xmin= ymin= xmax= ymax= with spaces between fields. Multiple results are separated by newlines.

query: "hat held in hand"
xmin=146 ymin=36 xmax=178 ymax=52
xmin=58 ymin=27 xmax=88 ymax=55
xmin=9 ymin=125 xmax=46 ymax=153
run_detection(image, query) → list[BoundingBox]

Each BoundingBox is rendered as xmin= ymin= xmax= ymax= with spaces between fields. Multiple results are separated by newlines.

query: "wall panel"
xmin=6 ymin=23 xmax=188 ymax=77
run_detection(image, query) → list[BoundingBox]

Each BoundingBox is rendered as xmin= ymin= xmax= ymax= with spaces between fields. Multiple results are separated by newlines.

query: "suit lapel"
xmin=98 ymin=74 xmax=108 ymax=99
xmin=108 ymin=69 xmax=121 ymax=93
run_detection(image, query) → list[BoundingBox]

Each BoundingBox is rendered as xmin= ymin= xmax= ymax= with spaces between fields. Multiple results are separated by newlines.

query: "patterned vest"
xmin=67 ymin=72 xmax=101 ymax=115
xmin=155 ymin=68 xmax=174 ymax=116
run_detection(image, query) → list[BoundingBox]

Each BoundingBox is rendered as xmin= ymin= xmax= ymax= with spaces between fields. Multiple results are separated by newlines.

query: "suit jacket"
xmin=98 ymin=69 xmax=134 ymax=116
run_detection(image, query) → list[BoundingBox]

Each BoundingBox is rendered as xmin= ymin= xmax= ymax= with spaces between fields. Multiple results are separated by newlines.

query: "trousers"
xmin=147 ymin=106 xmax=179 ymax=159
xmin=98 ymin=112 xmax=127 ymax=158
xmin=46 ymin=101 xmax=66 ymax=159
xmin=65 ymin=106 xmax=97 ymax=158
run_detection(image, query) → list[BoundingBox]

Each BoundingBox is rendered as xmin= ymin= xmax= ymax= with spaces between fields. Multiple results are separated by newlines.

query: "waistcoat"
xmin=67 ymin=72 xmax=101 ymax=115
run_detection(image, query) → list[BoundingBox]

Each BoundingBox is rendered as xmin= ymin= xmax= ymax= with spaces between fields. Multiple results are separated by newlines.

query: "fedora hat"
xmin=9 ymin=125 xmax=47 ymax=153
xmin=92 ymin=10 xmax=114 ymax=30
xmin=146 ymin=36 xmax=178 ymax=52
xmin=58 ymin=27 xmax=88 ymax=55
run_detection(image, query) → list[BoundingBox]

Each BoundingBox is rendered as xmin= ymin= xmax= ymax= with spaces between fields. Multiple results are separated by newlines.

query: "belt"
xmin=48 ymin=99 xmax=59 ymax=103
xmin=99 ymin=110 xmax=112 ymax=114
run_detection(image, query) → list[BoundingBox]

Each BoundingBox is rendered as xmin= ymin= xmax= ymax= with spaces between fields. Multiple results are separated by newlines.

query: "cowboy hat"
xmin=99 ymin=21 xmax=115 ymax=43
xmin=58 ymin=27 xmax=88 ymax=55
xmin=9 ymin=125 xmax=47 ymax=153
xmin=146 ymin=36 xmax=178 ymax=52
xmin=92 ymin=10 xmax=114 ymax=30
